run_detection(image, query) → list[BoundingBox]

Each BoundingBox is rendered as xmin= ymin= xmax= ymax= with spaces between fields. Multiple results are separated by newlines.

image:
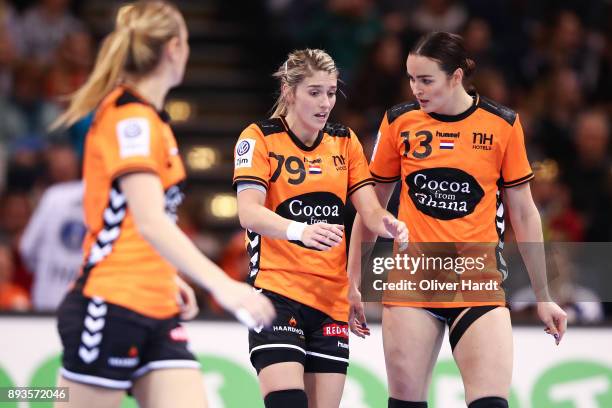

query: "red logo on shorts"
xmin=289 ymin=317 xmax=297 ymax=327
xmin=322 ymin=324 xmax=349 ymax=339
xmin=169 ymin=326 xmax=188 ymax=342
xmin=128 ymin=346 xmax=139 ymax=357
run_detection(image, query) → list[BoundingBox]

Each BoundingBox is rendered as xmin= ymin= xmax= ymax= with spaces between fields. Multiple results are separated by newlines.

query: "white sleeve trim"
xmin=236 ymin=182 xmax=267 ymax=195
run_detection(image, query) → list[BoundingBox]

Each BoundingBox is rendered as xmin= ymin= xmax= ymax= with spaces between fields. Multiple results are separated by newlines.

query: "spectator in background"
xmin=471 ymin=67 xmax=509 ymax=105
xmin=0 ymin=60 xmax=62 ymax=149
xmin=345 ymin=34 xmax=406 ymax=138
xmin=299 ymin=0 xmax=384 ymax=82
xmin=565 ymin=109 xmax=612 ymax=241
xmin=42 ymin=28 xmax=95 ymax=159
xmin=520 ymin=9 xmax=603 ymax=92
xmin=41 ymin=142 xmax=80 ymax=185
xmin=3 ymin=143 xmax=43 ymax=194
xmin=0 ymin=234 xmax=29 ymax=311
xmin=19 ymin=0 xmax=83 ymax=66
xmin=20 ymin=178 xmax=84 ymax=311
xmin=0 ymin=0 xmax=22 ymax=98
xmin=530 ymin=159 xmax=584 ymax=242
xmin=461 ymin=18 xmax=498 ymax=71
xmin=409 ymin=0 xmax=468 ymax=35
xmin=43 ymin=30 xmax=94 ymax=102
xmin=0 ymin=191 xmax=32 ymax=294
xmin=546 ymin=10 xmax=603 ymax=96
xmin=531 ymin=67 xmax=583 ymax=166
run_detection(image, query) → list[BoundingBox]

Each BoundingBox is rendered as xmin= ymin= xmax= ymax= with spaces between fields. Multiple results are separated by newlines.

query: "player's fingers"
xmin=556 ymin=313 xmax=568 ymax=343
xmin=312 ymin=233 xmax=339 ymax=247
xmin=318 ymin=224 xmax=344 ymax=239
xmin=308 ymin=238 xmax=333 ymax=251
xmin=543 ymin=318 xmax=559 ymax=344
xmin=356 ymin=306 xmax=368 ymax=329
xmin=315 ymin=228 xmax=342 ymax=244
xmin=349 ymin=309 xmax=365 ymax=338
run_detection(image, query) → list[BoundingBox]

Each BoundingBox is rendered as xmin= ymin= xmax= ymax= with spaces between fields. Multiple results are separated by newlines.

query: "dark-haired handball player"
xmin=233 ymin=48 xmax=408 ymax=408
xmin=51 ymin=2 xmax=275 ymax=407
xmin=348 ymin=32 xmax=567 ymax=408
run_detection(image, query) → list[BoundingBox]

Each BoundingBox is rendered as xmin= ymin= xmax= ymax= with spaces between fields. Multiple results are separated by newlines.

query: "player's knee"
xmin=264 ymin=389 xmax=307 ymax=408
xmin=388 ymin=398 xmax=428 ymax=407
xmin=468 ymin=396 xmax=509 ymax=408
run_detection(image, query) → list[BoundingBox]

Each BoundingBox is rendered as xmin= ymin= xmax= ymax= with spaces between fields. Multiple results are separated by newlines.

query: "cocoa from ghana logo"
xmin=406 ymin=167 xmax=484 ymax=220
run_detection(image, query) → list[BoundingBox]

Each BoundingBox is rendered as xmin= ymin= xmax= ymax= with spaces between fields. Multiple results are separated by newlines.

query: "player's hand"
xmin=382 ymin=216 xmax=408 ymax=246
xmin=537 ymin=301 xmax=567 ymax=345
xmin=176 ymin=277 xmax=199 ymax=320
xmin=213 ymin=280 xmax=276 ymax=329
xmin=301 ymin=223 xmax=344 ymax=251
xmin=348 ymin=285 xmax=370 ymax=338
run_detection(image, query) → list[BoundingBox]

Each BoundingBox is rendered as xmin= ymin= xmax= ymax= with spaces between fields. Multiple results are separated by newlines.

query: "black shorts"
xmin=57 ymin=289 xmax=199 ymax=389
xmin=249 ymin=289 xmax=349 ymax=374
xmin=425 ymin=305 xmax=502 ymax=351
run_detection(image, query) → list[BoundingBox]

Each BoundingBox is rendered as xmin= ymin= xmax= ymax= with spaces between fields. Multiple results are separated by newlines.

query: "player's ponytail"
xmin=51 ymin=0 xmax=181 ymax=129
xmin=271 ymin=49 xmax=339 ymax=118
xmin=411 ymin=32 xmax=476 ymax=82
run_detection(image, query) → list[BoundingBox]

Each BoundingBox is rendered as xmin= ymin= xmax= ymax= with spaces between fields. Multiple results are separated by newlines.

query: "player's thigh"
xmin=258 ymin=362 xmax=305 ymax=396
xmin=382 ymin=306 xmax=445 ymax=400
xmin=55 ymin=376 xmax=124 ymax=408
xmin=304 ymin=372 xmax=346 ymax=408
xmin=249 ymin=290 xmax=308 ymax=396
xmin=131 ymin=368 xmax=206 ymax=408
xmin=452 ymin=306 xmax=513 ymax=404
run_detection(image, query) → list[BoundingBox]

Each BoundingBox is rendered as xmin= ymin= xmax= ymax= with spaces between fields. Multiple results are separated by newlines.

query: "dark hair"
xmin=411 ymin=32 xmax=476 ymax=79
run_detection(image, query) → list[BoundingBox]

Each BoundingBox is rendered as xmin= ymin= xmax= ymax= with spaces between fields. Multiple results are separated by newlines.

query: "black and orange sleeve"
xmin=369 ymin=113 xmax=401 ymax=183
xmin=347 ymin=129 xmax=375 ymax=196
xmin=232 ymin=124 xmax=271 ymax=190
xmin=501 ymin=115 xmax=534 ymax=188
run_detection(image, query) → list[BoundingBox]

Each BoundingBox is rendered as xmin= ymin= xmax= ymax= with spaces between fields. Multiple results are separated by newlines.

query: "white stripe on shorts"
xmin=305 ymin=351 xmax=349 ymax=363
xmin=132 ymin=359 xmax=201 ymax=379
xmin=61 ymin=367 xmax=132 ymax=389
xmin=249 ymin=343 xmax=306 ymax=357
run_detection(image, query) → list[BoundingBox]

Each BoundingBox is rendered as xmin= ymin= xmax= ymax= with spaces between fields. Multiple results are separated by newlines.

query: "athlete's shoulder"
xmin=99 ymin=87 xmax=164 ymax=122
xmin=477 ymin=96 xmax=517 ymax=126
xmin=251 ymin=118 xmax=285 ymax=136
xmin=386 ymin=101 xmax=421 ymax=125
xmin=323 ymin=121 xmax=351 ymax=138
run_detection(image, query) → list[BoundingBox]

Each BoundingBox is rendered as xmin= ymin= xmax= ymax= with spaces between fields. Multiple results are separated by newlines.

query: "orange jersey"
xmin=233 ymin=117 xmax=374 ymax=321
xmin=370 ymin=94 xmax=533 ymax=307
xmin=78 ymin=86 xmax=186 ymax=318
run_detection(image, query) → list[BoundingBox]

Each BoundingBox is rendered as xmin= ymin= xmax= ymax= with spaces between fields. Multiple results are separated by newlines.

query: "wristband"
xmin=286 ymin=221 xmax=307 ymax=241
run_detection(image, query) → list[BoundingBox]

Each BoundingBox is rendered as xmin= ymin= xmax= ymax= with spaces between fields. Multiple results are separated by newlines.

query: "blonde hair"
xmin=52 ymin=0 xmax=182 ymax=129
xmin=271 ymin=49 xmax=339 ymax=118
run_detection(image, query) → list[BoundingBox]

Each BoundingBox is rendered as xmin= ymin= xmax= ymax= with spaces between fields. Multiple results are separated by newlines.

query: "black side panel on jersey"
xmin=387 ymin=101 xmax=420 ymax=125
xmin=478 ymin=97 xmax=517 ymax=126
xmin=246 ymin=229 xmax=261 ymax=285
xmin=324 ymin=122 xmax=351 ymax=138
xmin=255 ymin=118 xmax=285 ymax=136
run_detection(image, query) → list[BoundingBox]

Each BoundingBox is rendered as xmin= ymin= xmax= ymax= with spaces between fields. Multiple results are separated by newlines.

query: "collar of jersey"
xmin=426 ymin=92 xmax=480 ymax=123
xmin=119 ymin=84 xmax=171 ymax=123
xmin=279 ymin=116 xmax=324 ymax=152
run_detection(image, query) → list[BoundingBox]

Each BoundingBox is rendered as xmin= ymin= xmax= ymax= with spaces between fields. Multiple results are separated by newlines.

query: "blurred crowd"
xmin=0 ymin=0 xmax=610 ymax=323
